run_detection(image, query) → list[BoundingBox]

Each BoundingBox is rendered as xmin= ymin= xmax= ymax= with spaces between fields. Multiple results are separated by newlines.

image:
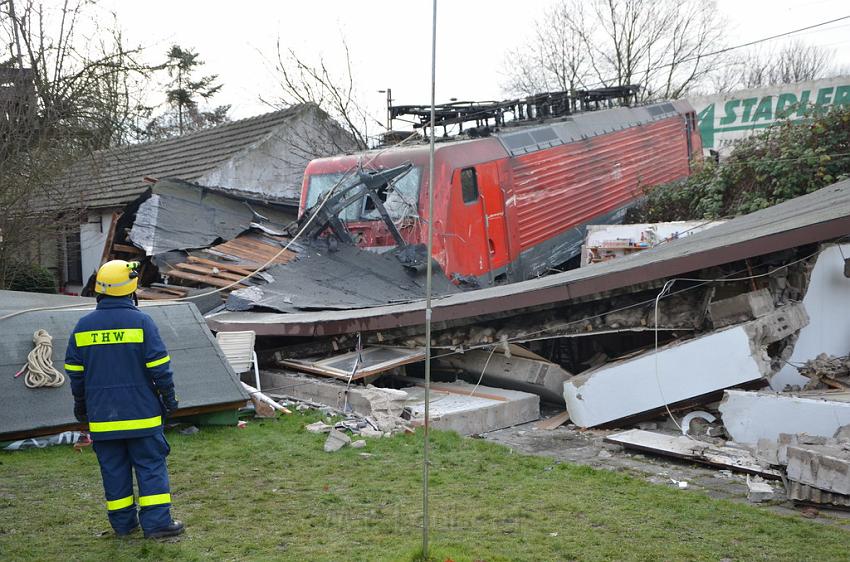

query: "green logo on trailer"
xmin=697 ymin=84 xmax=850 ymax=149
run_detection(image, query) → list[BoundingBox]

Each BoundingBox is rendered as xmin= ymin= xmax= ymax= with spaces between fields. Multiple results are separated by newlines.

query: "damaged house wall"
xmin=772 ymin=243 xmax=850 ymax=390
xmin=37 ymin=105 xmax=355 ymax=289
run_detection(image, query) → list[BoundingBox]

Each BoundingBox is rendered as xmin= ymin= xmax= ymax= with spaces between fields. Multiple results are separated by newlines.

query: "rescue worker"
xmin=64 ymin=260 xmax=184 ymax=539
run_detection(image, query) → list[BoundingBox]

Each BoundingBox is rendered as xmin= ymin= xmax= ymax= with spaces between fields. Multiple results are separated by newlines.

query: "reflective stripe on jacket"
xmin=64 ymin=296 xmax=175 ymax=441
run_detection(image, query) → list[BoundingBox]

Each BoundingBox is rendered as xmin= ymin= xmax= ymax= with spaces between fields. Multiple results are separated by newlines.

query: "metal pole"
xmin=386 ymin=87 xmax=392 ymax=132
xmin=422 ymin=0 xmax=437 ymax=558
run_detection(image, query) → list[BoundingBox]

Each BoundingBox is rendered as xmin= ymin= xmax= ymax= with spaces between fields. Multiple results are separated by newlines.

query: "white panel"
xmin=564 ymin=326 xmax=765 ymax=428
xmin=720 ymin=390 xmax=850 ymax=444
xmin=771 ymin=244 xmax=850 ymax=390
xmin=79 ymin=212 xmax=109 ymax=283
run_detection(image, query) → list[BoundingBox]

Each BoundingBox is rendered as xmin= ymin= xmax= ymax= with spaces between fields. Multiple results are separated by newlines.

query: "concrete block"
xmin=260 ymin=370 xmax=406 ymax=418
xmin=719 ymin=390 xmax=850 ymax=444
xmin=747 ymin=475 xmax=776 ymax=503
xmin=787 ymin=444 xmax=850 ymax=496
xmin=436 ymin=350 xmax=572 ymax=404
xmin=710 ymin=288 xmax=775 ymax=328
xmin=403 ymin=381 xmax=539 ymax=436
xmin=755 ymin=438 xmax=779 ymax=465
xmin=324 ymin=429 xmax=351 ymax=452
xmin=835 ymin=425 xmax=850 ymax=442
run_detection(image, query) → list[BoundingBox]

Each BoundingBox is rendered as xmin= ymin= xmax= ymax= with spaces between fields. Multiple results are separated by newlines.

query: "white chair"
xmin=215 ymin=330 xmax=261 ymax=391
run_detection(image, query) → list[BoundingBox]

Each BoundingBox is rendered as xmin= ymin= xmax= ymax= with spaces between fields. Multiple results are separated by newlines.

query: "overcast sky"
xmin=101 ymin=0 xmax=850 ymax=127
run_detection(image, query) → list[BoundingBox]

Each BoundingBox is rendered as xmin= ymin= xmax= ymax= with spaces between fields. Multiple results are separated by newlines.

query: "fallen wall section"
xmin=719 ymin=390 xmax=850 ymax=444
xmin=563 ymin=304 xmax=808 ymax=428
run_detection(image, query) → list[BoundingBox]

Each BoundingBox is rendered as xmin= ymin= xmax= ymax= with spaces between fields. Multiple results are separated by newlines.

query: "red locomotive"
xmin=299 ymin=91 xmax=701 ymax=286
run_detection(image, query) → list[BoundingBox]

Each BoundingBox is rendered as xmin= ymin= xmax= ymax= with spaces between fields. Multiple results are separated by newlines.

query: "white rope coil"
xmin=18 ymin=329 xmax=65 ymax=388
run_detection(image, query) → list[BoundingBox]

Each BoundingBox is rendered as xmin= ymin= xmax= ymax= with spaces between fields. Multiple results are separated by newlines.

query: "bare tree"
xmin=742 ymin=41 xmax=836 ymax=89
xmin=0 ymin=0 xmax=152 ymax=289
xmin=503 ymin=1 xmax=593 ymax=95
xmin=503 ymin=0 xmax=726 ymax=101
xmin=263 ymin=36 xmax=372 ymax=151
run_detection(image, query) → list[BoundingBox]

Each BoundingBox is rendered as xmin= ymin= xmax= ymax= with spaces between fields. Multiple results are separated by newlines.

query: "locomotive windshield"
xmin=305 ymin=166 xmax=422 ymax=221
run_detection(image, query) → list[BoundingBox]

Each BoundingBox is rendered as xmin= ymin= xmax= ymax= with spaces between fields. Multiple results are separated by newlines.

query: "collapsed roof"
xmin=0 ymin=291 xmax=248 ymax=441
xmin=104 ymin=178 xmax=457 ymax=312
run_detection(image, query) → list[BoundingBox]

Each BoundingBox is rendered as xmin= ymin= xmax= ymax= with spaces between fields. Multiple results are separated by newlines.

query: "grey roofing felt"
xmin=0 ymin=294 xmax=247 ymax=439
xmin=128 ymin=179 xmax=295 ymax=256
xmin=208 ymin=177 xmax=850 ymax=336
xmin=49 ymin=104 xmax=314 ymax=210
xmin=225 ymin=242 xmax=458 ymax=313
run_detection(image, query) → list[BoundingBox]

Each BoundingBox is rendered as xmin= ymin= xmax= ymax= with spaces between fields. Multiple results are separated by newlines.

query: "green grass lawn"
xmin=1 ymin=412 xmax=848 ymax=561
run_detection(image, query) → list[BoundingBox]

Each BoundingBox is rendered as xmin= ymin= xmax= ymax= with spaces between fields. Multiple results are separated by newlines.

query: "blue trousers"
xmin=92 ymin=432 xmax=173 ymax=534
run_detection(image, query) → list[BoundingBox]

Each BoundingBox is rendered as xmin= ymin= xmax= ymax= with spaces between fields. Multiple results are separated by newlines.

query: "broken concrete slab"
xmin=260 ymin=370 xmax=407 ymax=420
xmin=436 ymin=349 xmax=572 ymax=404
xmin=324 ymin=428 xmax=351 ymax=452
xmin=746 ymin=475 xmax=776 ymax=503
xmin=604 ymin=429 xmax=782 ymax=478
xmin=787 ymin=480 xmax=850 ymax=507
xmin=564 ymin=305 xmax=807 ymax=428
xmin=719 ymin=390 xmax=850 ymax=444
xmin=786 ymin=444 xmax=850 ymax=496
xmin=305 ymin=421 xmax=333 ymax=433
xmin=709 ymin=288 xmax=775 ymax=328
xmin=403 ymin=381 xmax=539 ymax=436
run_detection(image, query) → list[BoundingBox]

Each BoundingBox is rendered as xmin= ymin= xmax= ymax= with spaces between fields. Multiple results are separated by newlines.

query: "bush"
xmin=2 ymin=261 xmax=58 ymax=293
xmin=629 ymin=105 xmax=850 ymax=222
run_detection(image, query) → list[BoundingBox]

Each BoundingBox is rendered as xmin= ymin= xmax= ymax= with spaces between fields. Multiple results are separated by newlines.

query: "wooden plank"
xmin=605 ymin=429 xmax=783 ymax=479
xmin=148 ymin=285 xmax=189 ymax=296
xmin=425 ymin=384 xmax=509 ymax=402
xmin=187 ymin=256 xmax=255 ymax=276
xmin=99 ymin=211 xmax=121 ymax=264
xmin=113 ymin=243 xmax=143 ymax=255
xmin=165 ymin=269 xmax=246 ymax=289
xmin=535 ymin=411 xmax=570 ymax=430
xmin=136 ymin=287 xmax=184 ymax=300
xmin=174 ymin=262 xmax=246 ymax=282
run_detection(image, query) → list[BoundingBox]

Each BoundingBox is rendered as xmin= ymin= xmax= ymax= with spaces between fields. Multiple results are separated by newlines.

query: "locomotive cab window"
xmin=460 ymin=167 xmax=479 ymax=204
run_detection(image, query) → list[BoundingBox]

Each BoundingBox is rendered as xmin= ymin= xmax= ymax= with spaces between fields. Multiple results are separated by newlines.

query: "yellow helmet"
xmin=95 ymin=260 xmax=140 ymax=296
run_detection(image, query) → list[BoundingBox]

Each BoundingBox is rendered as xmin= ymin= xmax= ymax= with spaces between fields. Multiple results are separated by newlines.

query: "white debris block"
xmin=563 ymin=305 xmax=808 ymax=428
xmin=403 ymin=381 xmax=539 ymax=435
xmin=720 ymin=390 xmax=850 ymax=444
xmin=436 ymin=349 xmax=572 ymax=404
xmin=786 ymin=444 xmax=850 ymax=496
xmin=260 ymin=370 xmax=407 ymax=420
xmin=747 ymin=475 xmax=776 ymax=503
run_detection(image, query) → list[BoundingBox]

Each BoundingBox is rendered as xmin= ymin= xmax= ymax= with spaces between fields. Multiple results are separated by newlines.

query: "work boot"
xmin=115 ymin=525 xmax=139 ymax=538
xmin=144 ymin=520 xmax=184 ymax=539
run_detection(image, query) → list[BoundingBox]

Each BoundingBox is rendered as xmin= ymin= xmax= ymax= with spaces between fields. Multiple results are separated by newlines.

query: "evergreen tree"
xmin=145 ymin=45 xmax=230 ymax=139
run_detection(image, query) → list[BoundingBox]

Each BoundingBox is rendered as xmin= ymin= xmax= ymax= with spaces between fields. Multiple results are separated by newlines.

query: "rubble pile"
xmin=800 ymin=353 xmax=850 ymax=390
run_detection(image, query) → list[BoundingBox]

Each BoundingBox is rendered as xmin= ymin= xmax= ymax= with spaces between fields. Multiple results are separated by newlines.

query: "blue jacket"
xmin=64 ymin=296 xmax=175 ymax=441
